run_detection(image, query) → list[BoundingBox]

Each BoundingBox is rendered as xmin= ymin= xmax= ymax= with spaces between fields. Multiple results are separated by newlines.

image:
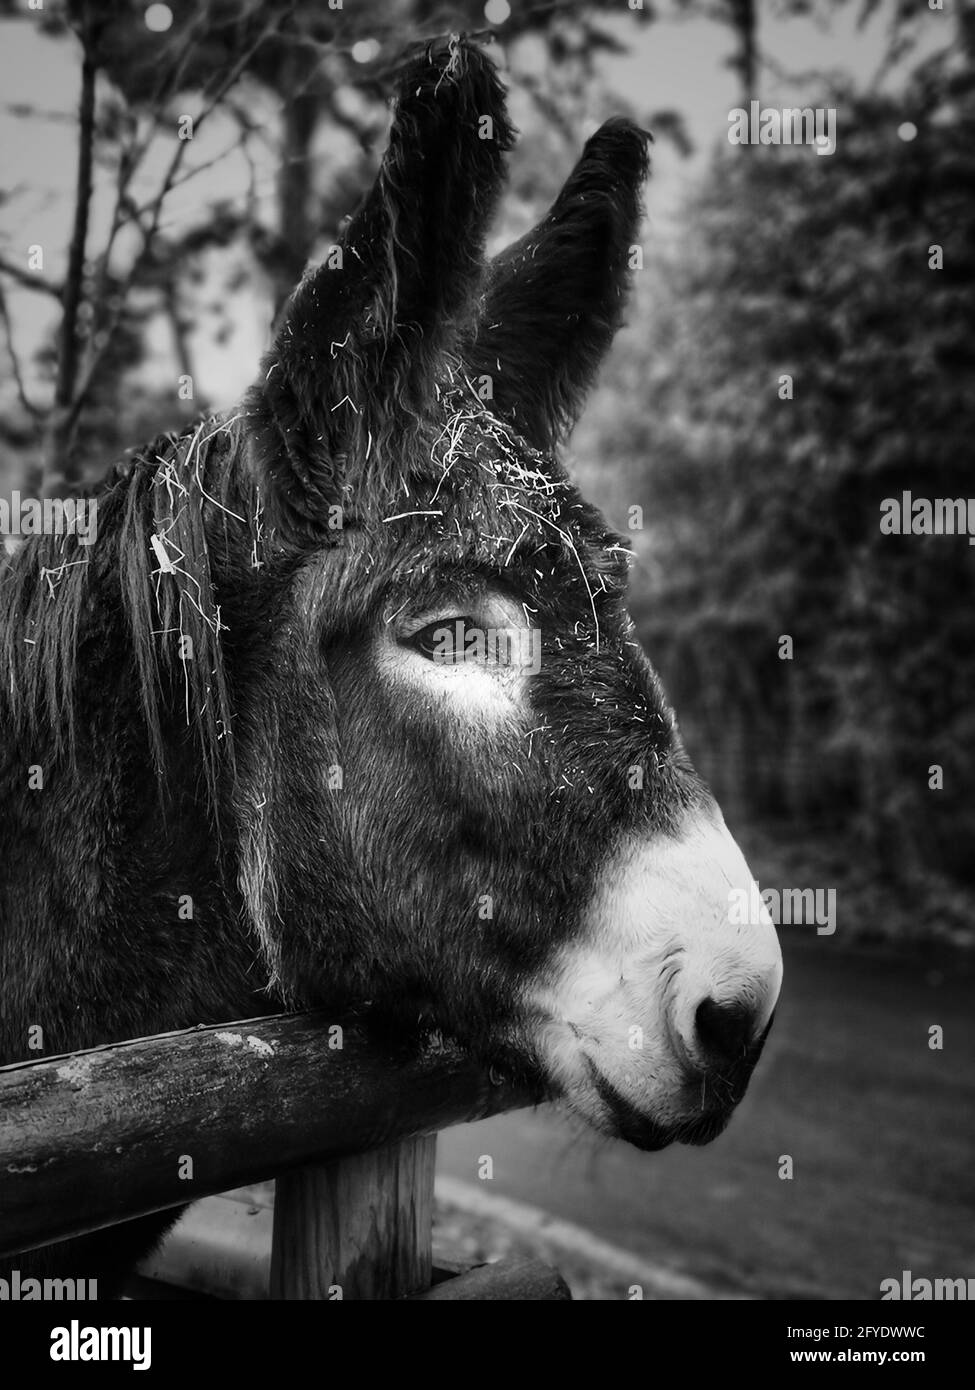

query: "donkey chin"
xmin=530 ymin=811 xmax=784 ymax=1152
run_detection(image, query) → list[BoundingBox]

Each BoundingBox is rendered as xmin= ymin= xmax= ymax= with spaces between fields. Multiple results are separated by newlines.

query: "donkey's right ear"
xmin=464 ymin=118 xmax=651 ymax=452
xmin=244 ymin=36 xmax=514 ymax=543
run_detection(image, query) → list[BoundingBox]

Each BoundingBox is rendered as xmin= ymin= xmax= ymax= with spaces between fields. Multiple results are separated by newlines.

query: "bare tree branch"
xmin=43 ymin=24 xmax=98 ymax=493
xmin=726 ymin=0 xmax=758 ymax=104
xmin=0 ymin=254 xmax=63 ymax=300
xmin=125 ymin=126 xmax=253 ymax=226
xmin=162 ymin=277 xmax=199 ymax=403
xmin=520 ymin=74 xmax=578 ymax=149
xmin=0 ymin=282 xmax=46 ymax=420
xmin=59 ymin=11 xmax=284 ymax=470
xmin=1 ymin=102 xmax=77 ymax=125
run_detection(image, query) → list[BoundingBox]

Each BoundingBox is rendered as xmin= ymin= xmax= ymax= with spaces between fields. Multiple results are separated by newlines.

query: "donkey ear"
xmin=245 ymin=37 xmax=514 ymax=541
xmin=465 ymin=118 xmax=651 ymax=451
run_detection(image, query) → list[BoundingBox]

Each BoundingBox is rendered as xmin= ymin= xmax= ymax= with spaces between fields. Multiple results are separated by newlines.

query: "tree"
xmin=0 ymin=0 xmax=654 ymax=493
xmin=577 ymin=19 xmax=975 ymax=929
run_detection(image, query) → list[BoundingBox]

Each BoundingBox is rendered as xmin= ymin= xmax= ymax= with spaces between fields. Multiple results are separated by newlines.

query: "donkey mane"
xmin=0 ymin=416 xmax=252 ymax=817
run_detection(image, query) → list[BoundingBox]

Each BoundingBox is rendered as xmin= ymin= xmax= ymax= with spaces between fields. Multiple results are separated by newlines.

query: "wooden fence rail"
xmin=0 ymin=1012 xmax=544 ymax=1299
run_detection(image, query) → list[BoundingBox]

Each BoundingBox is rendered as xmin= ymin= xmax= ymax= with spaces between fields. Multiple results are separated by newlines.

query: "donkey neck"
xmin=0 ymin=449 xmax=270 ymax=1065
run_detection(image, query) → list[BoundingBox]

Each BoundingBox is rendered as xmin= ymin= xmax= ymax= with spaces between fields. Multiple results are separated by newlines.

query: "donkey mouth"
xmin=589 ymin=1068 xmax=742 ymax=1152
xmin=585 ymin=1035 xmax=769 ymax=1153
xmin=588 ymin=1068 xmax=679 ymax=1151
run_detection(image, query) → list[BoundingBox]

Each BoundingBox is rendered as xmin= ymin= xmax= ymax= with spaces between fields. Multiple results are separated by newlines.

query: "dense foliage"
xmin=578 ymin=37 xmax=975 ymax=939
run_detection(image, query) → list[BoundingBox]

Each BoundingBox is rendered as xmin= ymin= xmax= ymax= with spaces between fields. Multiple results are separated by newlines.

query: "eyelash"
xmin=406 ymin=617 xmax=481 ymax=663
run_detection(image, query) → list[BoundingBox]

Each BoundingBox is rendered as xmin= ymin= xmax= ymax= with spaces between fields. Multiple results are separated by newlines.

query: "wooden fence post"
xmin=269 ymin=1135 xmax=438 ymax=1300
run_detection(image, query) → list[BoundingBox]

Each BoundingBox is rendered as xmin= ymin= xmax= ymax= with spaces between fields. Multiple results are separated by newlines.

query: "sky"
xmin=0 ymin=1 xmax=946 ymax=410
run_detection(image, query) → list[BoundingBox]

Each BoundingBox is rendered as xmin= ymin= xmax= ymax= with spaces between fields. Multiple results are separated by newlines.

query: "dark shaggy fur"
xmin=0 ymin=37 xmax=707 ymax=1297
xmin=247 ymin=36 xmax=516 ymax=542
xmin=466 ymin=116 xmax=652 ymax=450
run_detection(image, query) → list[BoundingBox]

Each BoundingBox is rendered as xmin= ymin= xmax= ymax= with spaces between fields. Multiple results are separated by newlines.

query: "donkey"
xmin=0 ymin=37 xmax=781 ymax=1295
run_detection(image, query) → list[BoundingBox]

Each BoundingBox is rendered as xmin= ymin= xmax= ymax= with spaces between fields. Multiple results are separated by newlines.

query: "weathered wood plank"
xmin=137 ymin=1184 xmax=482 ymax=1300
xmin=270 ymin=1137 xmax=437 ymax=1299
xmin=0 ymin=1012 xmax=532 ymax=1259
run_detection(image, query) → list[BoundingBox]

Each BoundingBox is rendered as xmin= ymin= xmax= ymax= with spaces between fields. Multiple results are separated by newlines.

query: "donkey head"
xmin=239 ymin=38 xmax=782 ymax=1150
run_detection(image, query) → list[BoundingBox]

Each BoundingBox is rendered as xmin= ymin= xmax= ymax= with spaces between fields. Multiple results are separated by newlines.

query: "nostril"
xmin=694 ymin=997 xmax=755 ymax=1066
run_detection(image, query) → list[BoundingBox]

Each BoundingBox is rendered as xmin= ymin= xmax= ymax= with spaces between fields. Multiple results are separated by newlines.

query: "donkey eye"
xmin=406 ymin=617 xmax=483 ymax=663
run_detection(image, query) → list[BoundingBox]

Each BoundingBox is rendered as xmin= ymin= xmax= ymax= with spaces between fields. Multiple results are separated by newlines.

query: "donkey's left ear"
xmin=245 ymin=36 xmax=514 ymax=543
xmin=464 ymin=118 xmax=651 ymax=451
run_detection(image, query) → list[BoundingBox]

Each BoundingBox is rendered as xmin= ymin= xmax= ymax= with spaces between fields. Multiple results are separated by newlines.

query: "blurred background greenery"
xmin=2 ymin=0 xmax=973 ymax=948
